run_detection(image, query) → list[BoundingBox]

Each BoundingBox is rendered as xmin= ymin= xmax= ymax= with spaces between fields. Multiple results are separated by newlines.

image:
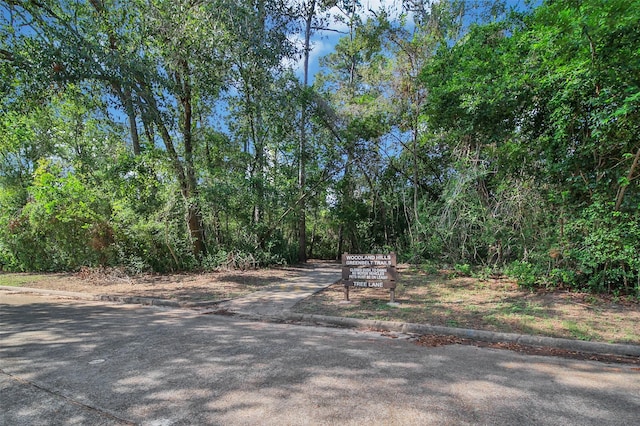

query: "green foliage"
xmin=453 ymin=263 xmax=472 ymax=277
xmin=564 ymin=201 xmax=640 ymax=294
xmin=504 ymin=261 xmax=540 ymax=291
xmin=0 ymin=0 xmax=638 ymax=299
xmin=415 ymin=0 xmax=640 ymax=295
xmin=2 ymin=159 xmax=112 ymax=271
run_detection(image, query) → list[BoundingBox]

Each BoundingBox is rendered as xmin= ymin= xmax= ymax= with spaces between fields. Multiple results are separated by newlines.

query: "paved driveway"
xmin=1 ymin=293 xmax=639 ymax=425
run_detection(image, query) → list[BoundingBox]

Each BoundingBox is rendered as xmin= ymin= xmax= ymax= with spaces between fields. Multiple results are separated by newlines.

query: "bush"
xmin=565 ymin=201 xmax=640 ymax=294
xmin=454 ymin=263 xmax=472 ymax=277
xmin=1 ymin=160 xmax=113 ymax=271
xmin=504 ymin=260 xmax=540 ymax=290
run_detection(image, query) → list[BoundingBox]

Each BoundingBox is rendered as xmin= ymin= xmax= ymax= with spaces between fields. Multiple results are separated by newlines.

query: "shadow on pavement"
xmin=1 ymin=297 xmax=639 ymax=425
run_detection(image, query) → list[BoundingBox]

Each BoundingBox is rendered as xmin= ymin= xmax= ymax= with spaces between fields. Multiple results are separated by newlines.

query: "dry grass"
xmin=0 ymin=267 xmax=297 ymax=303
xmin=292 ymin=265 xmax=640 ymax=345
xmin=3 ymin=265 xmax=639 ymax=345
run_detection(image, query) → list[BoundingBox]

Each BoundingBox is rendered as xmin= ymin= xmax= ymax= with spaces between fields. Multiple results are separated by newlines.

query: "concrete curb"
xmin=3 ymin=285 xmax=639 ymax=359
xmin=284 ymin=312 xmax=640 ymax=358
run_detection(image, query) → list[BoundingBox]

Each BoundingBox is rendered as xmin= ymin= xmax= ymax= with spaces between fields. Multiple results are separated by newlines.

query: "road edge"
xmin=3 ymin=285 xmax=639 ymax=358
xmin=283 ymin=312 xmax=640 ymax=358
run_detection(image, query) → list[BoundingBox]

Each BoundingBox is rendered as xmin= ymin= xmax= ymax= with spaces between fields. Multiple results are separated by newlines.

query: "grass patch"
xmin=0 ymin=268 xmax=300 ymax=304
xmin=293 ymin=267 xmax=640 ymax=345
xmin=563 ymin=320 xmax=600 ymax=341
xmin=0 ymin=273 xmax=52 ymax=287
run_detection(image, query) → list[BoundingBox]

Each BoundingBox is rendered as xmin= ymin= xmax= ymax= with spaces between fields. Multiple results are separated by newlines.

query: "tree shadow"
xmin=1 ymin=296 xmax=638 ymax=425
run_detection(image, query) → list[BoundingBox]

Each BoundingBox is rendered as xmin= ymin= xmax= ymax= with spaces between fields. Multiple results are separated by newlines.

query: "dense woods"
xmin=1 ymin=0 xmax=638 ymax=295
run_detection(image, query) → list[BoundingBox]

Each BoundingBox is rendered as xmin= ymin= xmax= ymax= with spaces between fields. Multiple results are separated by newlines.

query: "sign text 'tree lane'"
xmin=353 ymin=281 xmax=384 ymax=288
xmin=344 ymin=280 xmax=397 ymax=289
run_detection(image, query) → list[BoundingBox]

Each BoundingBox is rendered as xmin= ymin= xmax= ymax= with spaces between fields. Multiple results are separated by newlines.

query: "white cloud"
xmin=283 ymin=33 xmax=335 ymax=78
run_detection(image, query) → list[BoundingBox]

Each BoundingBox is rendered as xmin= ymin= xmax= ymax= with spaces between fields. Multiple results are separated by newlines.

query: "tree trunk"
xmin=137 ymin=71 xmax=206 ymax=259
xmin=615 ymin=145 xmax=640 ymax=211
xmin=88 ymin=1 xmax=140 ymax=155
xmin=298 ymin=0 xmax=316 ymax=263
xmin=123 ymin=89 xmax=141 ymax=155
xmin=178 ymin=60 xmax=206 ymax=258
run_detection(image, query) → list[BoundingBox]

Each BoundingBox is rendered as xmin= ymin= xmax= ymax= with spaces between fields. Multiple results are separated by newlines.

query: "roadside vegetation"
xmin=1 ymin=1 xmax=639 ymax=299
xmin=293 ymin=266 xmax=640 ymax=344
xmin=0 ymin=273 xmax=54 ymax=288
xmin=3 ymin=265 xmax=637 ymax=345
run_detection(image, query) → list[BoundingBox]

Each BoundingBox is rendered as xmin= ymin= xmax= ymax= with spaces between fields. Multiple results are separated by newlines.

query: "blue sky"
xmin=290 ymin=0 xmax=540 ymax=83
xmin=287 ymin=0 xmax=402 ymax=82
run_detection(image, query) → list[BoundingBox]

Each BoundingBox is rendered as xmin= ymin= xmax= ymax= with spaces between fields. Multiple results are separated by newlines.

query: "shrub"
xmin=504 ymin=260 xmax=540 ymax=290
xmin=565 ymin=201 xmax=640 ymax=294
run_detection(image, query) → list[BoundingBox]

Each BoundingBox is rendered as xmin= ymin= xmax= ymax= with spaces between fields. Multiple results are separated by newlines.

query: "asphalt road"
xmin=1 ymin=293 xmax=639 ymax=425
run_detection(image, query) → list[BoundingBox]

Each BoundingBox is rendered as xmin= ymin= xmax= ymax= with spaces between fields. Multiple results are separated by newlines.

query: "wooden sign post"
xmin=341 ymin=253 xmax=398 ymax=303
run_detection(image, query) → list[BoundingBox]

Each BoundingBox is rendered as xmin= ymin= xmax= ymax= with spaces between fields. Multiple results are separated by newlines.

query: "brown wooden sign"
xmin=341 ymin=253 xmax=399 ymax=302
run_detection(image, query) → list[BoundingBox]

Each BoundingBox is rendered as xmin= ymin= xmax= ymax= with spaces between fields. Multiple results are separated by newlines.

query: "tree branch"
xmin=615 ymin=145 xmax=640 ymax=211
xmin=0 ymin=49 xmax=14 ymax=61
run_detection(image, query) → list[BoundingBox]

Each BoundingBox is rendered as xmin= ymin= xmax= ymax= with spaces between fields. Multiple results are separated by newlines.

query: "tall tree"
xmin=293 ymin=0 xmax=345 ymax=261
xmin=225 ymin=0 xmax=296 ymax=230
xmin=1 ymin=0 xmax=233 ymax=258
xmin=422 ymin=0 xmax=640 ymax=291
xmin=296 ymin=0 xmax=317 ymax=261
xmin=315 ymin=5 xmax=392 ymax=254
